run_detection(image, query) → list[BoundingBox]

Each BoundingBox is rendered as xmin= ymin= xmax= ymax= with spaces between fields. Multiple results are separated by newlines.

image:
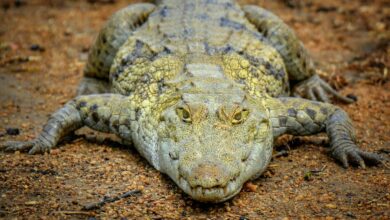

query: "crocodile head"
xmin=157 ymin=92 xmax=273 ymax=202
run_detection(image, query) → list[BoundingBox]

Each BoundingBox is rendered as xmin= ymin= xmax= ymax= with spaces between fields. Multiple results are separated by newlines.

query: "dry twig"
xmin=83 ymin=189 xmax=141 ymax=210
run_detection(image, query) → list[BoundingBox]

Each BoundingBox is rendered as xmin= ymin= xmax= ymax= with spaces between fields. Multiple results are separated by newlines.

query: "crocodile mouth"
xmin=178 ymin=175 xmax=242 ymax=202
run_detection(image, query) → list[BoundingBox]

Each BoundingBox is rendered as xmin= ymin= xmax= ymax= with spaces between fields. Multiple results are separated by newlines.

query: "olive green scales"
xmin=2 ymin=0 xmax=382 ymax=202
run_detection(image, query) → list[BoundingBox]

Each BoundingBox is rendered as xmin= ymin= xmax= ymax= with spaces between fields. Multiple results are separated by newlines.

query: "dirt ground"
xmin=0 ymin=0 xmax=389 ymax=219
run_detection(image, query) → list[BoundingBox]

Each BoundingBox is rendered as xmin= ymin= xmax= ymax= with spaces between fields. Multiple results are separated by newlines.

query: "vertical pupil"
xmin=183 ymin=110 xmax=190 ymax=119
xmin=234 ymin=112 xmax=242 ymax=121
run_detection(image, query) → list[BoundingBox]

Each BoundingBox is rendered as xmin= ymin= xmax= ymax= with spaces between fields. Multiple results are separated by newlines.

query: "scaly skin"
xmin=1 ymin=0 xmax=383 ymax=202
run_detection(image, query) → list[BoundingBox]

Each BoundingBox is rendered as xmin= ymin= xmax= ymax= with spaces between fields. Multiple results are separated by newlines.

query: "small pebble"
xmin=30 ymin=44 xmax=45 ymax=52
xmin=6 ymin=127 xmax=20 ymax=136
xmin=25 ymin=201 xmax=38 ymax=205
xmin=325 ymin=203 xmax=337 ymax=209
xmin=245 ymin=182 xmax=258 ymax=192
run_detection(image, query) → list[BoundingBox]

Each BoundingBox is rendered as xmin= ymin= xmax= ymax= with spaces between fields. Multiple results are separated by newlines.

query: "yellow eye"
xmin=176 ymin=106 xmax=192 ymax=123
xmin=232 ymin=108 xmax=249 ymax=125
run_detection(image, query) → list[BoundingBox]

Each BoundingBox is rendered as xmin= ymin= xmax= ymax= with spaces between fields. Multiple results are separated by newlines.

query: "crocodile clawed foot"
xmin=332 ymin=146 xmax=383 ymax=169
xmin=1 ymin=140 xmax=50 ymax=154
xmin=293 ymin=75 xmax=355 ymax=103
xmin=1 ymin=140 xmax=34 ymax=152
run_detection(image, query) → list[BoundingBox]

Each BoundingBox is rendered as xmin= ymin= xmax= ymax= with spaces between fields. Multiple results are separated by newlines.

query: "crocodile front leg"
xmin=267 ymin=97 xmax=382 ymax=168
xmin=1 ymin=94 xmax=132 ymax=154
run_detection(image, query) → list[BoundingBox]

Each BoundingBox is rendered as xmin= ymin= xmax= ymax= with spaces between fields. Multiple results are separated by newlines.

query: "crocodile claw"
xmin=293 ymin=75 xmax=355 ymax=103
xmin=331 ymin=146 xmax=383 ymax=168
xmin=1 ymin=140 xmax=50 ymax=154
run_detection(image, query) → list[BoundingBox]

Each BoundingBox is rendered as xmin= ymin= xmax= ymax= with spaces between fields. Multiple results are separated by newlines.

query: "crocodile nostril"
xmin=241 ymin=151 xmax=250 ymax=162
xmin=169 ymin=151 xmax=179 ymax=160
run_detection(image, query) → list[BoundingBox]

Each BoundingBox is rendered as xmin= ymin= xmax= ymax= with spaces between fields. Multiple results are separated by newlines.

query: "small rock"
xmin=245 ymin=182 xmax=258 ymax=192
xmin=6 ymin=127 xmax=20 ymax=136
xmin=63 ymin=29 xmax=73 ymax=36
xmin=30 ymin=44 xmax=45 ymax=52
xmin=25 ymin=200 xmax=38 ymax=205
xmin=295 ymin=194 xmax=305 ymax=201
xmin=325 ymin=203 xmax=337 ymax=209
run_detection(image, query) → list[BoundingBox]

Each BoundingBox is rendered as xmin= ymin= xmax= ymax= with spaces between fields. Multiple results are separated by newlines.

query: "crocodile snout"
xmin=187 ymin=162 xmax=232 ymax=188
xmin=177 ymin=157 xmax=242 ymax=202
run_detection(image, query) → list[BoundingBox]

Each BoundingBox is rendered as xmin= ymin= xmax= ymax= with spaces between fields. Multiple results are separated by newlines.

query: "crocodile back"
xmin=110 ymin=0 xmax=290 ymax=98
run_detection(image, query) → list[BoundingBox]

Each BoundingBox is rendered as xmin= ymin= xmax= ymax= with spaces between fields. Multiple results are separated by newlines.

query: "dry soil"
xmin=0 ymin=0 xmax=389 ymax=219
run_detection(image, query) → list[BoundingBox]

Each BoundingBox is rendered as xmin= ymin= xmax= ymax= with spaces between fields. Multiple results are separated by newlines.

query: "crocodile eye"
xmin=232 ymin=108 xmax=249 ymax=125
xmin=176 ymin=106 xmax=192 ymax=123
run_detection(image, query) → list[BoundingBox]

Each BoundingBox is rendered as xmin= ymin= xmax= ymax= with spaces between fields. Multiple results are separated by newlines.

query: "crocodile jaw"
xmin=178 ymin=176 xmax=243 ymax=203
xmin=159 ymin=135 xmax=273 ymax=202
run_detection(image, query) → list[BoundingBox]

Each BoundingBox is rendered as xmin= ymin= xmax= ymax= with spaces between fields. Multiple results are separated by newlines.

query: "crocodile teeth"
xmin=177 ymin=175 xmax=241 ymax=202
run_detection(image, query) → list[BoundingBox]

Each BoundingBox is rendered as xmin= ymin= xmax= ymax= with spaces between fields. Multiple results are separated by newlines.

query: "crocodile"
xmin=1 ymin=0 xmax=383 ymax=202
